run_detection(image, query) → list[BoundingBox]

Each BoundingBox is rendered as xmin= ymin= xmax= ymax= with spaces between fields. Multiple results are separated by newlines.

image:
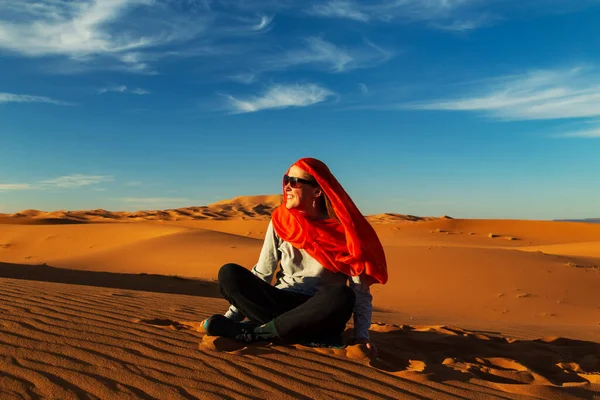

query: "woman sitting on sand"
xmin=203 ymin=158 xmax=387 ymax=348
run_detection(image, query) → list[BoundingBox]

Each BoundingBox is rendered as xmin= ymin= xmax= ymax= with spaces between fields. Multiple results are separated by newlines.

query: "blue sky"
xmin=1 ymin=0 xmax=599 ymax=219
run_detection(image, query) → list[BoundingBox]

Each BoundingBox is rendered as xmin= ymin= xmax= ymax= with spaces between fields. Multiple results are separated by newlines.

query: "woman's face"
xmin=284 ymin=165 xmax=319 ymax=211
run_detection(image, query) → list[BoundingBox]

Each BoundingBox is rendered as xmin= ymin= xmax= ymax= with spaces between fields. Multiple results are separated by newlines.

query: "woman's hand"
xmin=354 ymin=337 xmax=378 ymax=358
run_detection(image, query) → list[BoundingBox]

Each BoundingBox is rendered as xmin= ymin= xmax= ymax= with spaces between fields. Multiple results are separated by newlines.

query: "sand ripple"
xmin=1 ymin=277 xmax=599 ymax=399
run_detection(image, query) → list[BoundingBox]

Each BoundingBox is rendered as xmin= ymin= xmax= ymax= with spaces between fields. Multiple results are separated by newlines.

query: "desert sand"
xmin=0 ymin=195 xmax=599 ymax=399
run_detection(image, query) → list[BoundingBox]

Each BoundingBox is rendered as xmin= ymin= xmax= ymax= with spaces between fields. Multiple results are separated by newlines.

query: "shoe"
xmin=203 ymin=314 xmax=258 ymax=343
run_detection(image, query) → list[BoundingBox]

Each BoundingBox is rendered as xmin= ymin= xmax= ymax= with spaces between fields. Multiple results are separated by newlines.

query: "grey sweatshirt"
xmin=224 ymin=220 xmax=373 ymax=340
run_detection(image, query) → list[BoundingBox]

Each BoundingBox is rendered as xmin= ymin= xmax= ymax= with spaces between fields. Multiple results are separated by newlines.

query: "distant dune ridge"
xmin=0 ymin=194 xmax=452 ymax=224
xmin=555 ymin=218 xmax=600 ymax=223
xmin=1 ymin=195 xmax=600 ymax=398
xmin=0 ymin=195 xmax=284 ymax=223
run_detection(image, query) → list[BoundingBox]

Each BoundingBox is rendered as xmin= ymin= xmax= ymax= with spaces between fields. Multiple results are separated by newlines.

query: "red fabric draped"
xmin=271 ymin=158 xmax=388 ymax=285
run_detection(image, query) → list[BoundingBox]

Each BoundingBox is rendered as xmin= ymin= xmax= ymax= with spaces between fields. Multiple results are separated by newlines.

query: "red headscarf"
xmin=271 ymin=158 xmax=388 ymax=285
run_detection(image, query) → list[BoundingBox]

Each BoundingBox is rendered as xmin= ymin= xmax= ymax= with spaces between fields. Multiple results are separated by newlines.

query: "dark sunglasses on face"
xmin=283 ymin=174 xmax=317 ymax=188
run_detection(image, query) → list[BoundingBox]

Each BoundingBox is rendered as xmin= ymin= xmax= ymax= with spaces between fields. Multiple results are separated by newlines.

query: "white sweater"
xmin=225 ymin=220 xmax=373 ymax=340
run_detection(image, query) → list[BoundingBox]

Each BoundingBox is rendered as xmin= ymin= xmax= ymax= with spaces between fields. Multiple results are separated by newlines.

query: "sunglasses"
xmin=283 ymin=174 xmax=317 ymax=188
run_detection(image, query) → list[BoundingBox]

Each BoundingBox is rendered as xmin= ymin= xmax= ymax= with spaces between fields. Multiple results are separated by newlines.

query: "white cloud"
xmin=402 ymin=67 xmax=600 ymax=121
xmin=0 ymin=0 xmax=207 ymax=72
xmin=225 ymin=83 xmax=334 ymax=113
xmin=309 ymin=1 xmax=371 ymax=22
xmin=0 ymin=0 xmax=156 ymax=57
xmin=0 ymin=184 xmax=33 ymax=191
xmin=0 ymin=92 xmax=72 ymax=105
xmin=129 ymin=88 xmax=150 ymax=95
xmin=0 ymin=176 xmax=112 ymax=191
xmin=118 ymin=52 xmax=159 ymax=75
xmin=358 ymin=83 xmax=369 ymax=95
xmin=98 ymin=85 xmax=150 ymax=95
xmin=399 ymin=66 xmax=600 ymax=138
xmin=99 ymin=85 xmax=128 ymax=94
xmin=432 ymin=14 xmax=494 ymax=31
xmin=253 ymin=15 xmax=274 ymax=31
xmin=266 ymin=37 xmax=391 ymax=73
xmin=40 ymin=174 xmax=114 ymax=188
xmin=307 ymin=0 xmax=594 ymax=33
xmin=271 ymin=37 xmax=352 ymax=72
xmin=558 ymin=128 xmax=600 ymax=138
xmin=308 ymin=0 xmax=475 ymax=23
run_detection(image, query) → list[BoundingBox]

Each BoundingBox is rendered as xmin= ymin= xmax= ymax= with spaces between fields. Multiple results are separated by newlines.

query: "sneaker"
xmin=203 ymin=314 xmax=258 ymax=343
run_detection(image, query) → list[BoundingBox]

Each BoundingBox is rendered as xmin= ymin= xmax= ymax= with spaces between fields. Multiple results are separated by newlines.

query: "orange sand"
xmin=1 ymin=195 xmax=599 ymax=399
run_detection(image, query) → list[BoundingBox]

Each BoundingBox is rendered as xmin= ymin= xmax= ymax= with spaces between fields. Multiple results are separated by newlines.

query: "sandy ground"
xmin=1 ymin=196 xmax=599 ymax=399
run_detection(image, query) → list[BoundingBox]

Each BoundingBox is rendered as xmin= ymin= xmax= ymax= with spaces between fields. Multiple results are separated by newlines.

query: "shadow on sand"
xmin=0 ymin=261 xmax=221 ymax=298
xmin=365 ymin=325 xmax=600 ymax=384
xmin=192 ymin=322 xmax=600 ymax=398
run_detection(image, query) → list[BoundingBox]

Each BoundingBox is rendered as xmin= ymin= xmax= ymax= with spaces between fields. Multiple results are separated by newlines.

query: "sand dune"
xmin=519 ymin=241 xmax=600 ymax=259
xmin=1 ymin=195 xmax=599 ymax=398
xmin=0 ymin=276 xmax=598 ymax=399
xmin=53 ymin=229 xmax=262 ymax=280
xmin=0 ymin=195 xmax=284 ymax=223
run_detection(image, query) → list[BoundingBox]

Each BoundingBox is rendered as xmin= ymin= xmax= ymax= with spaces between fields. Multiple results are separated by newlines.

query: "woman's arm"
xmin=224 ymin=220 xmax=281 ymax=320
xmin=250 ymin=220 xmax=281 ymax=284
xmin=349 ymin=274 xmax=373 ymax=342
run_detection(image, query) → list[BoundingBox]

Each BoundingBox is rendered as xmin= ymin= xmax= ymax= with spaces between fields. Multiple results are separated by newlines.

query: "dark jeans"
xmin=218 ymin=263 xmax=356 ymax=343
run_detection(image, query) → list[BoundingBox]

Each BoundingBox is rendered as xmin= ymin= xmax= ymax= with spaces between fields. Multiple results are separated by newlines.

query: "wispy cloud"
xmin=268 ymin=37 xmax=352 ymax=72
xmin=130 ymin=88 xmax=150 ymax=95
xmin=229 ymin=72 xmax=259 ymax=84
xmin=0 ymin=174 xmax=112 ymax=191
xmin=40 ymin=174 xmax=114 ymax=188
xmin=118 ymin=52 xmax=159 ymax=75
xmin=432 ymin=14 xmax=495 ymax=31
xmin=225 ymin=83 xmax=334 ymax=113
xmin=358 ymin=83 xmax=369 ymax=95
xmin=400 ymin=66 xmax=600 ymax=138
xmin=98 ymin=85 xmax=150 ymax=95
xmin=557 ymin=128 xmax=600 ymax=138
xmin=0 ymin=92 xmax=72 ymax=105
xmin=0 ymin=184 xmax=33 ymax=191
xmin=307 ymin=0 xmax=594 ymax=32
xmin=402 ymin=67 xmax=600 ymax=120
xmin=253 ymin=15 xmax=274 ymax=31
xmin=0 ymin=0 xmax=156 ymax=57
xmin=309 ymin=1 xmax=371 ymax=22
xmin=266 ymin=37 xmax=391 ymax=73
xmin=1 ymin=1 xmax=397 ymax=78
xmin=0 ymin=0 xmax=207 ymax=72
xmin=308 ymin=0 xmax=476 ymax=23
